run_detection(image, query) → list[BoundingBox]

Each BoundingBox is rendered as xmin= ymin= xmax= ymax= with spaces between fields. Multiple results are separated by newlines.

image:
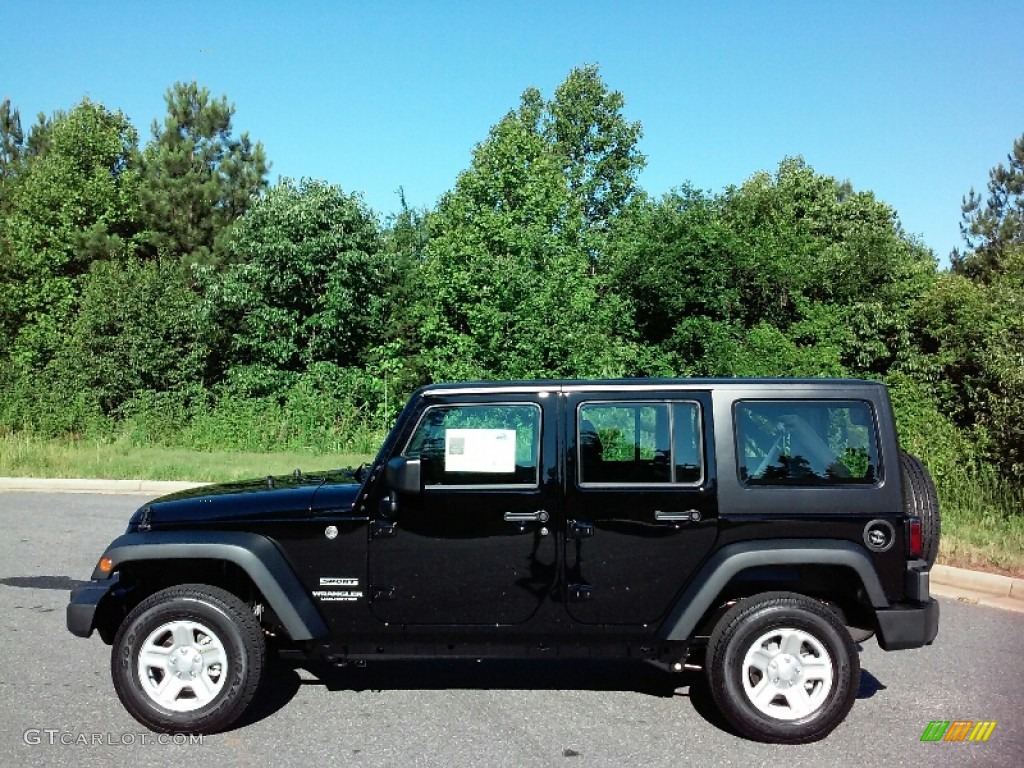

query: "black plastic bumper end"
xmin=66 ymin=581 xmax=114 ymax=639
xmin=876 ymin=598 xmax=940 ymax=651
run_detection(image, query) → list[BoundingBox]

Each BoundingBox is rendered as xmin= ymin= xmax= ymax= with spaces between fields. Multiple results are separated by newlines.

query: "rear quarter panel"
xmin=711 ymin=382 xmax=907 ymax=603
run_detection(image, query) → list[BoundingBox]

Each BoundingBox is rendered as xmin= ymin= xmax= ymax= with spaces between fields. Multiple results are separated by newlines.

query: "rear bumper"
xmin=874 ymin=560 xmax=939 ymax=651
xmin=66 ymin=577 xmax=117 ymax=639
xmin=876 ymin=598 xmax=940 ymax=650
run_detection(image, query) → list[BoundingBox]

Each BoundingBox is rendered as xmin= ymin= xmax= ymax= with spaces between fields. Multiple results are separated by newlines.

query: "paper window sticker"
xmin=444 ymin=429 xmax=518 ymax=473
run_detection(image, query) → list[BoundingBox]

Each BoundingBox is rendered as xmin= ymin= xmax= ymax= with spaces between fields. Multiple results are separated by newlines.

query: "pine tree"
xmin=952 ymin=133 xmax=1024 ymax=282
xmin=0 ymin=99 xmax=24 ymax=183
xmin=137 ymin=82 xmax=269 ymax=265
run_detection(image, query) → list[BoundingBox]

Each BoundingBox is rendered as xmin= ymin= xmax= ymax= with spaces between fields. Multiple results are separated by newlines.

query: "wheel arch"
xmin=658 ymin=539 xmax=889 ymax=642
xmin=94 ymin=531 xmax=329 ymax=643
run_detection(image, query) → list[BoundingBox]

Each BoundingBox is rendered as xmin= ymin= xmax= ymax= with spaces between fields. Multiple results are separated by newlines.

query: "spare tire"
xmin=900 ymin=452 xmax=941 ymax=568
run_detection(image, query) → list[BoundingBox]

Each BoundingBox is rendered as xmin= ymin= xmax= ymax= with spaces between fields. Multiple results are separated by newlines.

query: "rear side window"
xmin=578 ymin=401 xmax=703 ymax=485
xmin=736 ymin=400 xmax=880 ymax=486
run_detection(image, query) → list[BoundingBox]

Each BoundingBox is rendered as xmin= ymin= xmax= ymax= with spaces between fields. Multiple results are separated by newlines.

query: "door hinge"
xmin=568 ymin=520 xmax=594 ymax=539
xmin=568 ymin=583 xmax=594 ymax=602
xmin=371 ymin=585 xmax=395 ymax=601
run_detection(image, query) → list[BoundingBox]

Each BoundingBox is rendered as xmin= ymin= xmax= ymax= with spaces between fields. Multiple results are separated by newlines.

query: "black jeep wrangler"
xmin=68 ymin=378 xmax=940 ymax=743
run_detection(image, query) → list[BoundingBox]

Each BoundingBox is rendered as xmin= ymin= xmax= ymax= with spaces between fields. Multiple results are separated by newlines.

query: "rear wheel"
xmin=706 ymin=592 xmax=860 ymax=743
xmin=900 ymin=452 xmax=940 ymax=567
xmin=111 ymin=584 xmax=265 ymax=733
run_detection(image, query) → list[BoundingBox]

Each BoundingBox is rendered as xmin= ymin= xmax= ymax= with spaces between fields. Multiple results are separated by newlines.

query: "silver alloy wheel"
xmin=137 ymin=620 xmax=228 ymax=712
xmin=741 ymin=627 xmax=834 ymax=721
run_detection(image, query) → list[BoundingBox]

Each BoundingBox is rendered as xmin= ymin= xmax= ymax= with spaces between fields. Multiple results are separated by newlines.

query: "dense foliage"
xmin=0 ymin=72 xmax=1021 ymax=506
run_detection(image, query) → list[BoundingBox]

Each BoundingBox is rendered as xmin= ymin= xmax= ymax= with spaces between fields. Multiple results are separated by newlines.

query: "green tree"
xmin=542 ymin=64 xmax=645 ymax=239
xmin=51 ymin=258 xmax=212 ymax=416
xmin=608 ymin=186 xmax=740 ymax=374
xmin=914 ymin=248 xmax=1024 ymax=478
xmin=0 ymin=99 xmax=139 ymax=370
xmin=953 ymin=133 xmax=1024 ymax=282
xmin=0 ymin=99 xmax=26 ymax=351
xmin=24 ymin=111 xmax=58 ymax=158
xmin=611 ymin=159 xmax=935 ymax=378
xmin=374 ymin=187 xmax=431 ymax=397
xmin=719 ymin=158 xmax=930 ymax=322
xmin=209 ymin=178 xmax=386 ymax=391
xmin=934 ymin=136 xmax=1024 ymax=478
xmin=0 ymin=98 xmax=24 ymax=190
xmin=981 ymin=253 xmax=1024 ymax=475
xmin=138 ymin=82 xmax=268 ymax=265
xmin=419 ymin=69 xmax=640 ymax=382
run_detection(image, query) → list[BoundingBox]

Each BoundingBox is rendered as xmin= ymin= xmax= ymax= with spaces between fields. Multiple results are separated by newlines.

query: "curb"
xmin=930 ymin=582 xmax=1024 ymax=614
xmin=932 ymin=564 xmax=1024 ymax=600
xmin=931 ymin=563 xmax=1024 ymax=608
xmin=0 ymin=477 xmax=207 ymax=495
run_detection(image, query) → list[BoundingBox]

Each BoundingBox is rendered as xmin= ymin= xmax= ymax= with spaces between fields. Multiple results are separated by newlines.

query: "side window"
xmin=673 ymin=402 xmax=702 ymax=483
xmin=403 ymin=404 xmax=540 ymax=487
xmin=578 ymin=401 xmax=703 ymax=485
xmin=736 ymin=400 xmax=880 ymax=486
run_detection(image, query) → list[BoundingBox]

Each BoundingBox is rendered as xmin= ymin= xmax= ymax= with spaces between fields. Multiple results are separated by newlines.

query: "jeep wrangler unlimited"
xmin=68 ymin=378 xmax=940 ymax=743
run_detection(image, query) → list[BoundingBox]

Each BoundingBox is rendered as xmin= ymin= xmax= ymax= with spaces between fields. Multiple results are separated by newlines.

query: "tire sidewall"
xmin=714 ymin=602 xmax=856 ymax=742
xmin=901 ymin=451 xmax=941 ymax=567
xmin=113 ymin=595 xmax=252 ymax=732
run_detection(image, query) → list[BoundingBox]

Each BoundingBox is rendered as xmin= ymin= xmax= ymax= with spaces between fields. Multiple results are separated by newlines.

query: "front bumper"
xmin=66 ymin=576 xmax=117 ymax=639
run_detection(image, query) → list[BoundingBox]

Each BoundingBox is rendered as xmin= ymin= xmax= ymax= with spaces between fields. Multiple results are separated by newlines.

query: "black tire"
xmin=706 ymin=592 xmax=860 ymax=744
xmin=900 ymin=451 xmax=941 ymax=568
xmin=111 ymin=584 xmax=265 ymax=733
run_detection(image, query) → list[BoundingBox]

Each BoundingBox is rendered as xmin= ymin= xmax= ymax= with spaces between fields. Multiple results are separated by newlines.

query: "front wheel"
xmin=111 ymin=584 xmax=266 ymax=733
xmin=706 ymin=592 xmax=860 ymax=743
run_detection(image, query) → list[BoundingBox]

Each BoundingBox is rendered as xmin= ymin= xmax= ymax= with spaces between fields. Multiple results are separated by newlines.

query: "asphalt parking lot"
xmin=1 ymin=491 xmax=1021 ymax=768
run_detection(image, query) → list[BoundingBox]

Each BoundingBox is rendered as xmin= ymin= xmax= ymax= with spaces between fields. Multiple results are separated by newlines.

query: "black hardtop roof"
xmin=419 ymin=377 xmax=885 ymax=396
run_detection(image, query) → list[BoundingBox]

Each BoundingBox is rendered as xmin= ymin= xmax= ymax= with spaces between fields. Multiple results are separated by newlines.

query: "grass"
xmin=0 ymin=434 xmax=373 ymax=483
xmin=1 ymin=433 xmax=1020 ymax=575
xmin=934 ymin=471 xmax=1024 ymax=577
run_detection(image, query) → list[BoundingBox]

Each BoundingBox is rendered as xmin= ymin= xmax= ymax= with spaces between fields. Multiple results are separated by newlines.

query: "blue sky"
xmin=4 ymin=1 xmax=1022 ymax=262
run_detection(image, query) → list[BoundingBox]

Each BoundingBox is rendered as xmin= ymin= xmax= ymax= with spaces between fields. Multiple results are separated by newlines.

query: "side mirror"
xmin=386 ymin=456 xmax=422 ymax=495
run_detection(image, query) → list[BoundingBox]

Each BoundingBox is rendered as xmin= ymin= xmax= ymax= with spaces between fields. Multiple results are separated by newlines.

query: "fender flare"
xmin=94 ymin=531 xmax=329 ymax=641
xmin=658 ymin=539 xmax=889 ymax=642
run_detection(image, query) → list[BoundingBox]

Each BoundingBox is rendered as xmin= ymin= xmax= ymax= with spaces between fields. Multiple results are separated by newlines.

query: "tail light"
xmin=907 ymin=517 xmax=923 ymax=559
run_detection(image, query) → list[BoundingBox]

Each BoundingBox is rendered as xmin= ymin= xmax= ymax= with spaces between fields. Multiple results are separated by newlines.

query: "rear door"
xmin=563 ymin=391 xmax=718 ymax=625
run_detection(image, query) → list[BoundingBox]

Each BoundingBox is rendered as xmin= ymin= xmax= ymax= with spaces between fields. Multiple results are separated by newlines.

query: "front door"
xmin=368 ymin=395 xmax=557 ymax=625
xmin=564 ymin=392 xmax=719 ymax=625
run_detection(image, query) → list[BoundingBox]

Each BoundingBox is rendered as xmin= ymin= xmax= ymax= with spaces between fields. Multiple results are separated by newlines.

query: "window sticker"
xmin=445 ymin=429 xmax=517 ymax=473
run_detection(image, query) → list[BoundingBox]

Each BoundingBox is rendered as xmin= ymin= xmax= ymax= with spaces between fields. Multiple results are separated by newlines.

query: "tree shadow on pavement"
xmin=0 ymin=575 xmax=87 ymax=590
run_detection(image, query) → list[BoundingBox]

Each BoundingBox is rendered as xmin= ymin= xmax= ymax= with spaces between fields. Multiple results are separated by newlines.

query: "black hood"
xmin=128 ymin=470 xmax=364 ymax=530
